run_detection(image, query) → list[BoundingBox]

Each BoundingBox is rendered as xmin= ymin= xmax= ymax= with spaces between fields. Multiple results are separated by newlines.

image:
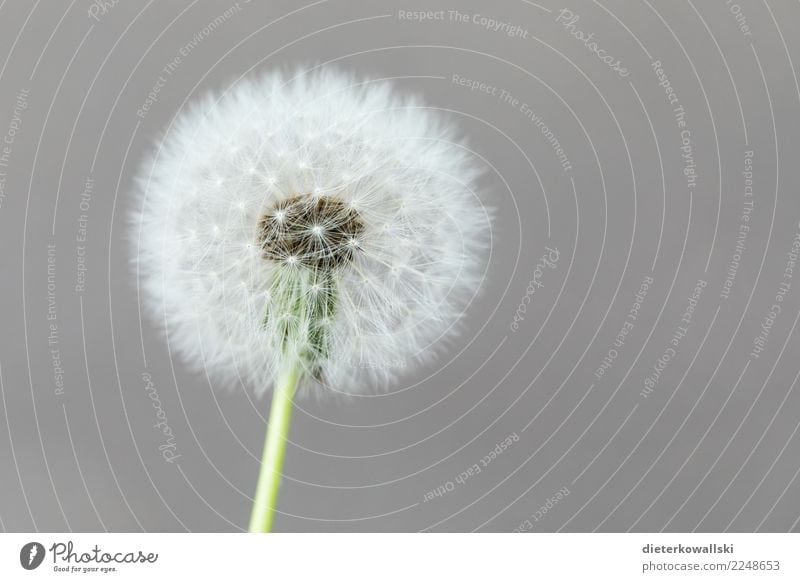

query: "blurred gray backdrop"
xmin=1 ymin=0 xmax=799 ymax=532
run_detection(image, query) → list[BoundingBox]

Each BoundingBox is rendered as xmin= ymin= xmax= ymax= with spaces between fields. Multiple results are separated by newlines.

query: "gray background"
xmin=0 ymin=0 xmax=799 ymax=532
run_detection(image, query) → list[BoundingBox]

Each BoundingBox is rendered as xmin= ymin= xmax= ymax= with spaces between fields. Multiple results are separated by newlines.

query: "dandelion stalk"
xmin=249 ymin=266 xmax=336 ymax=532
xmin=248 ymin=354 xmax=298 ymax=533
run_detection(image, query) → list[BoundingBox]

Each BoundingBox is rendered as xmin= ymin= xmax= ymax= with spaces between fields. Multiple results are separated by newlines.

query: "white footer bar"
xmin=1 ymin=533 xmax=797 ymax=581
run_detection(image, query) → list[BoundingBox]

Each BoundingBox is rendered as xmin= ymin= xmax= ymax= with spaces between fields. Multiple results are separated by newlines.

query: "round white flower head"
xmin=132 ymin=68 xmax=490 ymax=399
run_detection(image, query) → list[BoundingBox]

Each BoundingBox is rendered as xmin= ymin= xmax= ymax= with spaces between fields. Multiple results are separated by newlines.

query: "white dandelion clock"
xmin=131 ymin=68 xmax=490 ymax=531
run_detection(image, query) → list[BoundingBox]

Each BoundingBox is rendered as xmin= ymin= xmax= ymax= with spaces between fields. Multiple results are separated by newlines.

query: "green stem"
xmin=248 ymin=357 xmax=299 ymax=533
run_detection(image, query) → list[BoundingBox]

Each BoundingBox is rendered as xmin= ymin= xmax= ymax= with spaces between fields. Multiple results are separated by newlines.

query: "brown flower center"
xmin=258 ymin=195 xmax=364 ymax=270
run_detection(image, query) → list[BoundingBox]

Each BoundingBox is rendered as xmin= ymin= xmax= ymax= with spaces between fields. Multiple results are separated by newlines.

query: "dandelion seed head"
xmin=131 ymin=68 xmax=490 ymax=399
